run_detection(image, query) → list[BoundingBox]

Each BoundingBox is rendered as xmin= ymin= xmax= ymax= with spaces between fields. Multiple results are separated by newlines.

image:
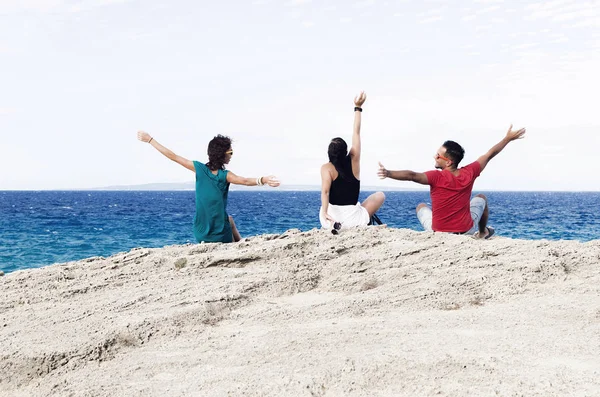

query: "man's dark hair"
xmin=442 ymin=140 xmax=465 ymax=167
xmin=206 ymin=134 xmax=232 ymax=171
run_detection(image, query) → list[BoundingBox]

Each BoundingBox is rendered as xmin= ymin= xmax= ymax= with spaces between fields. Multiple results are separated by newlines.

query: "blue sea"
xmin=1 ymin=191 xmax=599 ymax=273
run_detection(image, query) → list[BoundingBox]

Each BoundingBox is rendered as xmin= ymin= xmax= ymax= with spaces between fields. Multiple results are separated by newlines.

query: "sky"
xmin=1 ymin=0 xmax=599 ymax=191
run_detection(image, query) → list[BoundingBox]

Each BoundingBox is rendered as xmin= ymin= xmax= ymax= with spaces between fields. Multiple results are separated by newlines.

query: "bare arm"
xmin=226 ymin=172 xmax=280 ymax=187
xmin=320 ymin=165 xmax=336 ymax=223
xmin=348 ymin=91 xmax=366 ymax=179
xmin=477 ymin=124 xmax=526 ymax=172
xmin=377 ymin=162 xmax=429 ymax=185
xmin=137 ymin=131 xmax=194 ymax=172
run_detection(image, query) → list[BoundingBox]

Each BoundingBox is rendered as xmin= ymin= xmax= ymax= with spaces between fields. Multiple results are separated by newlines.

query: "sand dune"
xmin=1 ymin=227 xmax=599 ymax=396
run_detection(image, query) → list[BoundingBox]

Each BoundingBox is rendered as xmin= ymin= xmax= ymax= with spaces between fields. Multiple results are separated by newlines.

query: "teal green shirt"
xmin=192 ymin=161 xmax=233 ymax=243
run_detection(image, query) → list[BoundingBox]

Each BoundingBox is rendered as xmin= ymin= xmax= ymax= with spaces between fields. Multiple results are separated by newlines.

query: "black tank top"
xmin=329 ymin=160 xmax=360 ymax=206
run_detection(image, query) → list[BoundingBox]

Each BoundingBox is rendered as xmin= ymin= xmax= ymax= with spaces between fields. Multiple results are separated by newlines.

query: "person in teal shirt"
xmin=137 ymin=131 xmax=280 ymax=243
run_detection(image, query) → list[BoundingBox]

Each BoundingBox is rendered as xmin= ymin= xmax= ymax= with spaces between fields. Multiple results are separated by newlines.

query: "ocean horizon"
xmin=1 ymin=190 xmax=599 ymax=274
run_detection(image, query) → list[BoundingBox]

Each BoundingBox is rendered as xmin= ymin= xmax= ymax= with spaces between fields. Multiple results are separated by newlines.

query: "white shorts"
xmin=417 ymin=196 xmax=486 ymax=235
xmin=320 ymin=203 xmax=370 ymax=230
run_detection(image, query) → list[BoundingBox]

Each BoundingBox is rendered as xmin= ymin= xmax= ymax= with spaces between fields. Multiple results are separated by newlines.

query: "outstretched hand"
xmin=377 ymin=162 xmax=389 ymax=179
xmin=137 ymin=130 xmax=152 ymax=143
xmin=505 ymin=124 xmax=526 ymax=141
xmin=263 ymin=175 xmax=280 ymax=187
xmin=354 ymin=91 xmax=367 ymax=107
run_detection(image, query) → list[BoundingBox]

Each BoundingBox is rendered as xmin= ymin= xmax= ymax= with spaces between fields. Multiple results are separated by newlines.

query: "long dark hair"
xmin=206 ymin=134 xmax=232 ymax=171
xmin=328 ymin=137 xmax=352 ymax=179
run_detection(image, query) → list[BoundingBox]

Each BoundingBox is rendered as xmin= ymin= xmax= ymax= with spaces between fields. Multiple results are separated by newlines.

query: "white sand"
xmin=1 ymin=227 xmax=599 ymax=396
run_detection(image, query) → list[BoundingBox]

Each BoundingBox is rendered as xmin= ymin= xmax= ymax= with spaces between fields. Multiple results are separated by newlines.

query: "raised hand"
xmin=505 ymin=124 xmax=526 ymax=141
xmin=377 ymin=161 xmax=389 ymax=179
xmin=137 ymin=130 xmax=153 ymax=143
xmin=354 ymin=91 xmax=367 ymax=107
xmin=263 ymin=176 xmax=280 ymax=187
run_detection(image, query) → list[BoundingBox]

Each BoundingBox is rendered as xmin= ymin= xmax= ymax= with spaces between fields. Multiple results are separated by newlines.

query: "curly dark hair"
xmin=206 ymin=134 xmax=232 ymax=171
xmin=442 ymin=140 xmax=465 ymax=167
xmin=328 ymin=137 xmax=352 ymax=179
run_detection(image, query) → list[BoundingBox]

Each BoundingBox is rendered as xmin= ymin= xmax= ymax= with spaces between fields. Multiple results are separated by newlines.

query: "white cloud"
xmin=286 ymin=0 xmax=311 ymax=6
xmin=0 ymin=107 xmax=18 ymax=115
xmin=1 ymin=0 xmax=599 ymax=190
xmin=419 ymin=15 xmax=443 ymax=23
xmin=540 ymin=145 xmax=566 ymax=157
xmin=95 ymin=0 xmax=129 ymax=5
xmin=550 ymin=34 xmax=569 ymax=43
xmin=510 ymin=42 xmax=540 ymax=50
xmin=571 ymin=17 xmax=600 ymax=28
xmin=353 ymin=0 xmax=376 ymax=8
xmin=418 ymin=6 xmax=446 ymax=16
xmin=478 ymin=5 xmax=500 ymax=13
xmin=417 ymin=6 xmax=445 ymax=23
xmin=0 ymin=0 xmax=131 ymax=14
xmin=0 ymin=0 xmax=64 ymax=13
xmin=126 ymin=31 xmax=156 ymax=41
xmin=526 ymin=0 xmax=600 ymax=27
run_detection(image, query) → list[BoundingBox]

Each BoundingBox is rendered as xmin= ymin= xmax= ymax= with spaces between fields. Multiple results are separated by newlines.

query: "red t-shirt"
xmin=424 ymin=161 xmax=481 ymax=233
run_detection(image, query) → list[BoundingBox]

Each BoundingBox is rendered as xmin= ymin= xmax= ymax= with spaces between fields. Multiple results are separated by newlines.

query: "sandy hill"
xmin=1 ymin=227 xmax=599 ymax=396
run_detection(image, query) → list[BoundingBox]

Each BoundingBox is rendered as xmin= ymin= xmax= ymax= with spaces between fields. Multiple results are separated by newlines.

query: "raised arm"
xmin=377 ymin=162 xmax=429 ymax=185
xmin=477 ymin=124 xmax=526 ymax=172
xmin=226 ymin=172 xmax=280 ymax=187
xmin=137 ymin=131 xmax=194 ymax=172
xmin=348 ymin=91 xmax=367 ymax=178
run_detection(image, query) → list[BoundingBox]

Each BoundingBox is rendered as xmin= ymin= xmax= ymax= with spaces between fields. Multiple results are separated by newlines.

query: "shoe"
xmin=473 ymin=226 xmax=495 ymax=239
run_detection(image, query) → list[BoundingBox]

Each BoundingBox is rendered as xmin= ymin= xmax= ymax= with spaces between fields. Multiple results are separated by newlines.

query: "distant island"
xmin=92 ymin=182 xmax=425 ymax=192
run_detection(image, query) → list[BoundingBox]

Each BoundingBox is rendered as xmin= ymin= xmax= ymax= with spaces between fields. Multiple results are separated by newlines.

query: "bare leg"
xmin=229 ymin=216 xmax=242 ymax=242
xmin=361 ymin=191 xmax=385 ymax=217
xmin=473 ymin=194 xmax=490 ymax=238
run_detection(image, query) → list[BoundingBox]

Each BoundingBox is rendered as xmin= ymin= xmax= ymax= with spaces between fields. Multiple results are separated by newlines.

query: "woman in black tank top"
xmin=319 ymin=92 xmax=386 ymax=229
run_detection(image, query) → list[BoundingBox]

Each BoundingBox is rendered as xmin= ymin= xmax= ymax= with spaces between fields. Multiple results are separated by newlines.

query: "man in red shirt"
xmin=377 ymin=125 xmax=526 ymax=238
